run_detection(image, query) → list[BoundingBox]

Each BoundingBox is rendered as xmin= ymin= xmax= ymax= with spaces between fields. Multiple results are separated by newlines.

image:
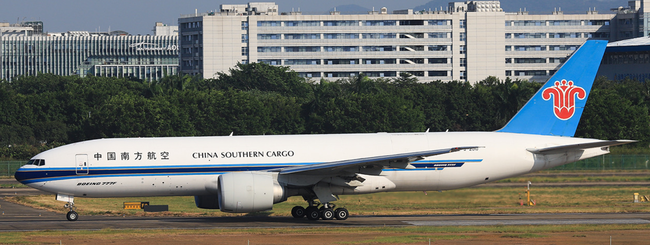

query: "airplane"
xmin=15 ymin=40 xmax=633 ymax=222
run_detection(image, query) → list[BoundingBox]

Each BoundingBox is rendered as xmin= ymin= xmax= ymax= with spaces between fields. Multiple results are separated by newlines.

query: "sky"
xmin=0 ymin=0 xmax=628 ymax=35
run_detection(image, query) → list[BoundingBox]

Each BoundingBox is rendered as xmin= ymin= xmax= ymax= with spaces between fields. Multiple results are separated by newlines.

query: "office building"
xmin=1 ymin=23 xmax=179 ymax=82
xmin=179 ymin=1 xmax=649 ymax=83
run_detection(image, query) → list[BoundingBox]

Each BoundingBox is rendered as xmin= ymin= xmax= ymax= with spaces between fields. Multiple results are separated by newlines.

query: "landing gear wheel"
xmin=306 ymin=207 xmax=320 ymax=220
xmin=321 ymin=208 xmax=334 ymax=220
xmin=334 ymin=208 xmax=349 ymax=220
xmin=291 ymin=206 xmax=306 ymax=218
xmin=66 ymin=211 xmax=78 ymax=221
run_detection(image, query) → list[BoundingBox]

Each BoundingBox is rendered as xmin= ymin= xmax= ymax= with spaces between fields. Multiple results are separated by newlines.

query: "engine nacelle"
xmin=218 ymin=172 xmax=286 ymax=213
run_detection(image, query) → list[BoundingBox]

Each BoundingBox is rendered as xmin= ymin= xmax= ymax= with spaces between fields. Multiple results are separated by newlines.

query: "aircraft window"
xmin=25 ymin=159 xmax=45 ymax=166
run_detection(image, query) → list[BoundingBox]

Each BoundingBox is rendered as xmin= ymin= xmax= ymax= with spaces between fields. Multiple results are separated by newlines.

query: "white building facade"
xmin=1 ymin=22 xmax=180 ymax=82
xmin=180 ymin=1 xmax=646 ymax=83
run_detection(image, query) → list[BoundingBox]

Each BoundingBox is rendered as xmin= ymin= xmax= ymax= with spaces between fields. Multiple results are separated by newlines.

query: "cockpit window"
xmin=25 ymin=159 xmax=45 ymax=166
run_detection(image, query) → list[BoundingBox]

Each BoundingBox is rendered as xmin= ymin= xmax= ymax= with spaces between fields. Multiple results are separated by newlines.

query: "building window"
xmin=324 ymin=21 xmax=358 ymax=26
xmin=297 ymin=72 xmax=321 ymax=78
xmin=429 ymin=71 xmax=447 ymax=76
xmin=364 ymin=71 xmax=397 ymax=77
xmin=285 ymin=34 xmax=320 ymax=39
xmin=549 ymin=45 xmax=578 ymax=51
xmin=460 ymin=71 xmax=467 ymax=80
xmin=460 ymin=58 xmax=466 ymax=67
xmin=325 ymin=72 xmax=358 ymax=77
xmin=429 ymin=20 xmax=449 ymax=26
xmin=514 ymin=33 xmax=545 ymax=38
xmin=428 ymin=32 xmax=449 ymax=38
xmin=241 ymin=47 xmax=249 ymax=56
xmin=257 ymin=46 xmax=281 ymax=52
xmin=363 ymin=46 xmax=396 ymax=52
xmin=428 ymin=58 xmax=447 ymax=64
xmin=399 ymin=33 xmax=425 ymax=39
xmin=588 ymin=20 xmax=610 ymax=26
xmin=324 ymin=46 xmax=358 ymax=52
xmin=399 ymin=20 xmax=424 ymax=26
xmin=362 ymin=33 xmax=396 ymax=39
xmin=285 ymin=59 xmax=321 ymax=65
xmin=428 ymin=45 xmax=448 ymax=51
xmin=259 ymin=59 xmax=280 ymax=65
xmin=363 ymin=59 xmax=396 ymax=64
xmin=515 ymin=58 xmax=546 ymax=63
xmin=460 ymin=32 xmax=466 ymax=41
xmin=514 ymin=45 xmax=546 ymax=51
xmin=284 ymin=21 xmax=320 ymax=26
xmin=459 ymin=45 xmax=466 ymax=54
xmin=325 ymin=59 xmax=359 ymax=65
xmin=325 ymin=33 xmax=359 ymax=39
xmin=258 ymin=34 xmax=281 ymax=39
xmin=258 ymin=21 xmax=281 ymax=27
xmin=242 ymin=34 xmax=248 ymax=43
xmin=515 ymin=70 xmax=546 ymax=76
xmin=549 ymin=20 xmax=581 ymax=26
xmin=400 ymin=58 xmax=424 ymax=64
xmin=459 ymin=20 xmax=466 ymax=28
xmin=364 ymin=20 xmax=396 ymax=26
xmin=513 ymin=21 xmax=543 ymax=26
xmin=285 ymin=46 xmax=321 ymax=52
xmin=400 ymin=46 xmax=425 ymax=51
xmin=241 ymin=21 xmax=248 ymax=30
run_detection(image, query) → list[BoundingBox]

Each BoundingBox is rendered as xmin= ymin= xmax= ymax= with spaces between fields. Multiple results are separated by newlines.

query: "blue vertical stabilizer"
xmin=497 ymin=40 xmax=608 ymax=137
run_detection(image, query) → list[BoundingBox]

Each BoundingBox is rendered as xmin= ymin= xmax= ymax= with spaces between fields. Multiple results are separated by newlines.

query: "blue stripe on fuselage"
xmin=15 ymin=159 xmax=483 ymax=184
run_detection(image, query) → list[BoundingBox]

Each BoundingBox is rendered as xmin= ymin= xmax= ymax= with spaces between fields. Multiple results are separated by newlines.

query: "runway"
xmin=2 ymin=178 xmax=650 ymax=231
xmin=2 ymin=193 xmax=650 ymax=231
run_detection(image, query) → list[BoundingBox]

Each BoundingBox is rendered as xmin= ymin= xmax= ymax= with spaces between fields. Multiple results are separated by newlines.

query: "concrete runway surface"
xmin=2 ymin=178 xmax=650 ymax=231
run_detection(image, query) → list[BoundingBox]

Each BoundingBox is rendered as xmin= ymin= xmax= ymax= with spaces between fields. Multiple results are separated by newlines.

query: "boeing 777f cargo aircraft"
xmin=15 ymin=40 xmax=632 ymax=221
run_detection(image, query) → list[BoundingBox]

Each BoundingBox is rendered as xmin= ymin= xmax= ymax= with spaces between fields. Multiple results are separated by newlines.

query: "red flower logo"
xmin=542 ymin=80 xmax=586 ymax=120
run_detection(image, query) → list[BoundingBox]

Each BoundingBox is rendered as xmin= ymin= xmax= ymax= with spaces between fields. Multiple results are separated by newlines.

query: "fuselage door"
xmin=75 ymin=154 xmax=89 ymax=174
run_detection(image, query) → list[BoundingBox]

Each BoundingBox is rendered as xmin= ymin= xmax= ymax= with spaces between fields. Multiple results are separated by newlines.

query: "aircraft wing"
xmin=275 ymin=146 xmax=478 ymax=175
xmin=526 ymin=140 xmax=636 ymax=154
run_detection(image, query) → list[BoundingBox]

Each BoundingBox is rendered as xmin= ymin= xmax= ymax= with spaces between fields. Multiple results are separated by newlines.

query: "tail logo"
xmin=542 ymin=80 xmax=586 ymax=120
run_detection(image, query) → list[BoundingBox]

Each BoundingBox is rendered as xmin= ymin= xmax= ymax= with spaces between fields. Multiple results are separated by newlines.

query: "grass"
xmin=0 ymin=224 xmax=648 ymax=244
xmin=0 ymin=183 xmax=27 ymax=188
xmin=495 ymin=176 xmax=650 ymax=183
xmin=7 ymin=185 xmax=650 ymax=217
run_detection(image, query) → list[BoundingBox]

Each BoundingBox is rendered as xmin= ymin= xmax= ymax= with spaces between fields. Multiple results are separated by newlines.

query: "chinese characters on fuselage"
xmin=93 ymin=151 xmax=170 ymax=161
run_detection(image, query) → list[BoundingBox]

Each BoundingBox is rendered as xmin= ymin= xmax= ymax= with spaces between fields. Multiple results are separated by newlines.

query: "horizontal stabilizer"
xmin=526 ymin=140 xmax=636 ymax=154
xmin=275 ymin=146 xmax=479 ymax=175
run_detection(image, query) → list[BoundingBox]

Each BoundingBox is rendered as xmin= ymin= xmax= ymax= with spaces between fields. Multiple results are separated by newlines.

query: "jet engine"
xmin=218 ymin=172 xmax=286 ymax=213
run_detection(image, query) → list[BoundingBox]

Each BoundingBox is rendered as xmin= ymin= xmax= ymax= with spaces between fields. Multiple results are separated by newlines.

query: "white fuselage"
xmin=16 ymin=131 xmax=608 ymax=198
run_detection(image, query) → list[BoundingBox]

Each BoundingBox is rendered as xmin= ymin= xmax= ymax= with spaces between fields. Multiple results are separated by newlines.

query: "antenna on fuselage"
xmin=425 ymin=128 xmax=430 ymax=133
xmin=229 ymin=132 xmax=233 ymax=136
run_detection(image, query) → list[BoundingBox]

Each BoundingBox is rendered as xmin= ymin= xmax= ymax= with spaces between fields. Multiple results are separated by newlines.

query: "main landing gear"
xmin=64 ymin=201 xmax=78 ymax=221
xmin=291 ymin=198 xmax=349 ymax=220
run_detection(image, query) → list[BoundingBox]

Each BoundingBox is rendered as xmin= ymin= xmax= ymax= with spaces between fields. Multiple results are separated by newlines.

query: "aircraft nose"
xmin=14 ymin=167 xmax=29 ymax=183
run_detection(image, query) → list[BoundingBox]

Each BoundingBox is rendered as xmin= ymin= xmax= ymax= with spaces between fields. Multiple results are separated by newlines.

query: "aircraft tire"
xmin=306 ymin=207 xmax=320 ymax=220
xmin=321 ymin=208 xmax=334 ymax=220
xmin=334 ymin=208 xmax=349 ymax=220
xmin=66 ymin=211 xmax=78 ymax=221
xmin=291 ymin=206 xmax=306 ymax=218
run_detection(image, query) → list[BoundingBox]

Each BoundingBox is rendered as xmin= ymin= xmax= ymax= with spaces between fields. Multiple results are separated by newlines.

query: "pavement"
xmin=1 ymin=176 xmax=650 ymax=231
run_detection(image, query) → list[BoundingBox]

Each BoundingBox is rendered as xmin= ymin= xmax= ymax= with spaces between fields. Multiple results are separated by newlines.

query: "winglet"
xmin=497 ymin=40 xmax=608 ymax=137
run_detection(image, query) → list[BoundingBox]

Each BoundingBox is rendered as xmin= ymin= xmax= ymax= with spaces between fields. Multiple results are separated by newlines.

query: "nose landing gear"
xmin=64 ymin=202 xmax=78 ymax=221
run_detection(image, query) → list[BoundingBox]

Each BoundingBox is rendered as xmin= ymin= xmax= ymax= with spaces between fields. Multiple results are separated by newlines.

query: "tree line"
xmin=1 ymin=62 xmax=649 ymax=159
